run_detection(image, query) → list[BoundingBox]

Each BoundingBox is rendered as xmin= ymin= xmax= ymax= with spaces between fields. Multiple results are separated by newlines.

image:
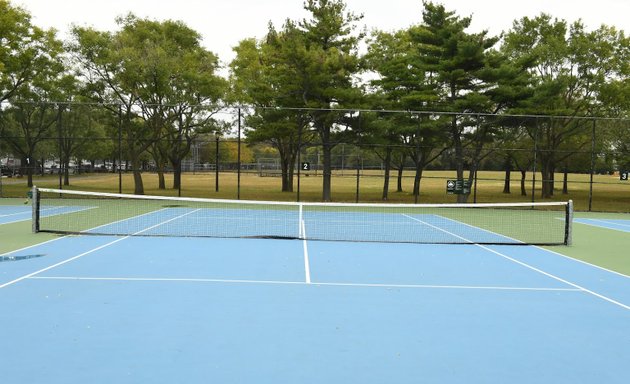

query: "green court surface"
xmin=0 ymin=199 xmax=57 ymax=254
xmin=552 ymin=211 xmax=630 ymax=275
xmin=0 ymin=222 xmax=56 ymax=254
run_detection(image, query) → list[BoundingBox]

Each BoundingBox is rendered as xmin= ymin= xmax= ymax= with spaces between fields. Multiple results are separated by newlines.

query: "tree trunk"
xmin=26 ymin=165 xmax=34 ymax=187
xmin=520 ymin=170 xmax=527 ymax=196
xmin=63 ymin=161 xmax=70 ymax=186
xmin=321 ymin=129 xmax=332 ymax=202
xmin=502 ymin=168 xmax=511 ymax=194
xmin=562 ymin=167 xmax=568 ymax=194
xmin=133 ymin=171 xmax=144 ymax=194
xmin=172 ymin=159 xmax=181 ymax=190
xmin=412 ymin=152 xmax=424 ymax=198
xmin=413 ymin=166 xmax=424 ymax=199
xmin=281 ymin=157 xmax=293 ymax=192
xmin=396 ymin=153 xmax=406 ymax=193
xmin=540 ymin=158 xmax=554 ymax=198
xmin=131 ymin=157 xmax=144 ymax=195
xmin=451 ymin=117 xmax=466 ymax=203
xmin=287 ymin=167 xmax=294 ymax=193
xmin=381 ymin=147 xmax=392 ymax=201
xmin=502 ymin=157 xmax=511 ymax=194
xmin=157 ymin=170 xmax=166 ymax=189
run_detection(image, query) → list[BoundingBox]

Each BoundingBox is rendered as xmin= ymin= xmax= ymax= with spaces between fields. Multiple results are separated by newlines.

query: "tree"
xmin=70 ymin=25 xmax=146 ymax=193
xmin=503 ymin=15 xmax=629 ymax=198
xmin=70 ymin=15 xmax=225 ymax=194
xmin=230 ymin=0 xmax=364 ymax=200
xmin=298 ymin=0 xmax=364 ymax=201
xmin=120 ymin=16 xmax=225 ymax=190
xmin=0 ymin=0 xmax=58 ymax=103
xmin=408 ymin=2 xmax=506 ymax=202
xmin=0 ymin=0 xmax=70 ymax=186
xmin=70 ymin=105 xmax=113 ymax=174
xmin=230 ymin=24 xmax=313 ymax=193
xmin=0 ymin=11 xmax=67 ymax=187
xmin=366 ymin=26 xmax=450 ymax=201
xmin=597 ymin=33 xmax=630 ymax=173
xmin=1 ymin=103 xmax=57 ymax=186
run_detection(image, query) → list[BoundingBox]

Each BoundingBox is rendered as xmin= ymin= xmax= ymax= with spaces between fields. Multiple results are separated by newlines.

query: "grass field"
xmin=2 ymin=170 xmax=628 ymax=212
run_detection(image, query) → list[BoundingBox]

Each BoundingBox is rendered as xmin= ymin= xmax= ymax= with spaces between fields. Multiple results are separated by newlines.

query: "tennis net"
xmin=32 ymin=187 xmax=573 ymax=245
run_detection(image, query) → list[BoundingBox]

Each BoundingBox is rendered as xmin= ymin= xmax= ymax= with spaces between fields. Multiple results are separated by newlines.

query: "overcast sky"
xmin=14 ymin=0 xmax=630 ymax=66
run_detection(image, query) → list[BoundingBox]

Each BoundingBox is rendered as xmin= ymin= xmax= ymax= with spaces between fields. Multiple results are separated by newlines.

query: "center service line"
xmin=301 ymin=219 xmax=311 ymax=284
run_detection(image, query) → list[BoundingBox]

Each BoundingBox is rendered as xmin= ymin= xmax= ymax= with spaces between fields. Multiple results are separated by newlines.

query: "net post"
xmin=565 ymin=200 xmax=573 ymax=245
xmin=31 ymin=186 xmax=40 ymax=233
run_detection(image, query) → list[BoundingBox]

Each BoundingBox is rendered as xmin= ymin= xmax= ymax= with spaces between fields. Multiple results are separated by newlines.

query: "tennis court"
xmin=0 ymin=189 xmax=628 ymax=383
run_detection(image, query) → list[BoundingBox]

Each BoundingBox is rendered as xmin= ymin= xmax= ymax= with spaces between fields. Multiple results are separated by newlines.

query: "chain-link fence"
xmin=1 ymin=103 xmax=629 ymax=211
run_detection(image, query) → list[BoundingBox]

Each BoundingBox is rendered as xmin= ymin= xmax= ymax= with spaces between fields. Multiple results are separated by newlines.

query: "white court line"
xmin=401 ymin=214 xmax=473 ymax=243
xmin=84 ymin=207 xmax=173 ymax=232
xmin=534 ymin=245 xmax=630 ymax=279
xmin=1 ymin=206 xmax=97 ymax=226
xmin=0 ymin=209 xmax=202 ymax=289
xmin=585 ymin=218 xmax=630 ymax=228
xmin=301 ymin=219 xmax=311 ymax=284
xmin=27 ymin=276 xmax=582 ymax=292
xmin=417 ymin=214 xmax=629 ymax=278
xmin=436 ymin=215 xmax=525 ymax=244
xmin=0 ymin=237 xmax=65 ymax=257
xmin=575 ymin=218 xmax=630 ymax=233
xmin=0 ymin=207 xmax=169 ymax=259
xmin=0 ymin=237 xmax=130 ymax=289
xmin=402 ymin=214 xmax=630 ymax=310
xmin=0 ymin=210 xmax=31 ymax=218
xmin=474 ymin=245 xmax=630 ymax=310
xmin=0 ymin=205 xmax=80 ymax=218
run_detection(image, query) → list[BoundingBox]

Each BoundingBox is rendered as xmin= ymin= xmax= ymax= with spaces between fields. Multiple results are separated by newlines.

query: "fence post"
xmin=237 ymin=107 xmax=241 ymax=200
xmin=588 ymin=119 xmax=596 ymax=212
xmin=297 ymin=124 xmax=302 ymax=202
xmin=177 ymin=121 xmax=182 ymax=198
xmin=531 ymin=118 xmax=539 ymax=203
xmin=414 ymin=114 xmax=420 ymax=204
xmin=355 ymin=155 xmax=360 ymax=203
xmin=57 ymin=104 xmax=63 ymax=190
xmin=355 ymin=112 xmax=362 ymax=203
xmin=118 ymin=104 xmax=122 ymax=194
xmin=215 ymin=133 xmax=220 ymax=192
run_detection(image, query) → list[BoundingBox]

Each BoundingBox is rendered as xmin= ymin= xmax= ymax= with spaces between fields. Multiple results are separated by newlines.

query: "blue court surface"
xmin=0 ymin=231 xmax=628 ymax=383
xmin=83 ymin=208 xmax=519 ymax=244
xmin=0 ymin=205 xmax=91 ymax=225
xmin=574 ymin=218 xmax=630 ymax=233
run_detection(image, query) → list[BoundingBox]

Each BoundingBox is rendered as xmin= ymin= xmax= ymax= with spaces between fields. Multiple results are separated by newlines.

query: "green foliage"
xmin=69 ymin=14 xmax=226 ymax=193
xmin=502 ymin=14 xmax=630 ymax=197
xmin=0 ymin=0 xmax=68 ymax=186
xmin=230 ymin=0 xmax=364 ymax=197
